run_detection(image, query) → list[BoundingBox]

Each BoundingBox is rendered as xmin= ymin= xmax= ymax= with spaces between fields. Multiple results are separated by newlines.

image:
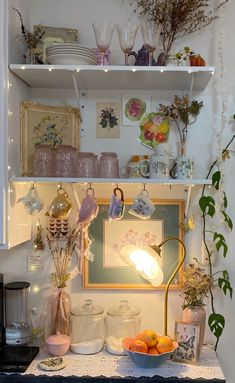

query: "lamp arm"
xmin=157 ymin=236 xmax=186 ymax=336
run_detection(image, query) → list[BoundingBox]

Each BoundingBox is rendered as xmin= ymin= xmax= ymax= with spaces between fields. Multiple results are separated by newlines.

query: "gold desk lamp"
xmin=122 ymin=236 xmax=186 ymax=336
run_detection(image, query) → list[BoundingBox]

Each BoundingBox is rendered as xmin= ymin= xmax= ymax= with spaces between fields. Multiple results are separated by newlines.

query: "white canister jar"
xmin=70 ymin=299 xmax=105 ymax=354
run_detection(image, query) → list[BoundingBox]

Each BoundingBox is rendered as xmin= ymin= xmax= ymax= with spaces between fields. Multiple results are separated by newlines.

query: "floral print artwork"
xmin=34 ymin=114 xmax=69 ymax=147
xmin=96 ymin=102 xmax=120 ymax=138
xmin=124 ymin=97 xmax=146 ymax=122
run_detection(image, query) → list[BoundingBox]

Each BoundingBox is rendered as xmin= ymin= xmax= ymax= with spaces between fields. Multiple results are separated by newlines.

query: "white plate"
xmin=46 ymin=45 xmax=95 ymax=53
xmin=46 ymin=54 xmax=96 ymax=65
xmin=46 ymin=49 xmax=96 ymax=58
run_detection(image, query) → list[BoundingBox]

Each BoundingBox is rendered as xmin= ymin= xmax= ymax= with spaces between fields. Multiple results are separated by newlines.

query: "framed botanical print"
xmin=20 ymin=101 xmax=80 ymax=176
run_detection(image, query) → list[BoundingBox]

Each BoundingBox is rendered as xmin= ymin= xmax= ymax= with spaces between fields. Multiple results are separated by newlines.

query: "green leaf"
xmin=223 ymin=191 xmax=228 ymax=209
xmin=218 ymin=272 xmax=233 ymax=298
xmin=221 ymin=211 xmax=233 ymax=230
xmin=212 ymin=171 xmax=221 ymax=190
xmin=199 ymin=196 xmax=215 ymax=217
xmin=213 ymin=232 xmax=228 ymax=257
xmin=208 ymin=313 xmax=225 ymax=339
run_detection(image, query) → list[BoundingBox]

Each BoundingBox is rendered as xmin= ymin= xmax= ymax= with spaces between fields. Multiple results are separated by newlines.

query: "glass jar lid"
xmin=106 ymin=300 xmax=140 ymax=317
xmin=71 ymin=299 xmax=104 ymax=316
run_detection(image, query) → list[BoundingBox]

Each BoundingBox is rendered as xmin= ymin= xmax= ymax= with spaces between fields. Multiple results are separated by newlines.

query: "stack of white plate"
xmin=46 ymin=43 xmax=96 ymax=65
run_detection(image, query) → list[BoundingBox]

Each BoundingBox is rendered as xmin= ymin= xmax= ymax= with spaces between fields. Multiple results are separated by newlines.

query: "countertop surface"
xmin=0 ymin=345 xmax=225 ymax=383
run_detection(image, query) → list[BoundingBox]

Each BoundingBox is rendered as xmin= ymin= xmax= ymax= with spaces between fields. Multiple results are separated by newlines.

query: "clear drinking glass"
xmin=92 ymin=21 xmax=115 ymax=65
xmin=116 ymin=22 xmax=138 ymax=66
xmin=140 ymin=21 xmax=161 ymax=66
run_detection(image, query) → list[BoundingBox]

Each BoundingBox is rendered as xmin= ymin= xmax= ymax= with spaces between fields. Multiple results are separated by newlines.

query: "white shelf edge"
xmin=9 ymin=63 xmax=215 ymax=73
xmin=9 ymin=177 xmax=212 ymax=185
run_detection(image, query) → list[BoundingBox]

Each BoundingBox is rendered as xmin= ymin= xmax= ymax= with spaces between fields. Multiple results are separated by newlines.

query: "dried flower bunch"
xmin=180 ymin=259 xmax=213 ymax=309
xmin=131 ymin=0 xmax=228 ymax=64
xmin=13 ymin=7 xmax=45 ymax=49
xmin=159 ymin=95 xmax=203 ymax=154
xmin=47 ymin=228 xmax=80 ymax=288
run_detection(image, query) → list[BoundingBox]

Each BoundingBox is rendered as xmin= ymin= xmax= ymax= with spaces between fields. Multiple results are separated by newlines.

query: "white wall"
xmin=1 ymin=0 xmax=235 ymax=381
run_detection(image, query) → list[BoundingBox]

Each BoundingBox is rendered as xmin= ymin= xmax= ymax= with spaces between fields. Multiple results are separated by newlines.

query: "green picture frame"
xmin=83 ymin=199 xmax=184 ymax=290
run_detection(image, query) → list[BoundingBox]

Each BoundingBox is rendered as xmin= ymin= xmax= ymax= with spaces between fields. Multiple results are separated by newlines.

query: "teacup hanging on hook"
xmin=78 ymin=186 xmax=99 ymax=224
xmin=17 ymin=184 xmax=44 ymax=215
xmin=128 ymin=185 xmax=155 ymax=220
xmin=46 ymin=186 xmax=72 ymax=220
xmin=108 ymin=186 xmax=125 ymax=221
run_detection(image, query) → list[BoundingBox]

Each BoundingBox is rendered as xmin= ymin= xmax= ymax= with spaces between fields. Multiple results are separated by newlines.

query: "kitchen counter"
xmin=0 ymin=346 xmax=225 ymax=383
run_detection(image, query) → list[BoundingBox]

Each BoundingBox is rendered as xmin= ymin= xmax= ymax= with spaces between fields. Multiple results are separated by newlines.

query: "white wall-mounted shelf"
xmin=10 ymin=177 xmax=212 ymax=185
xmin=9 ymin=64 xmax=215 ymax=90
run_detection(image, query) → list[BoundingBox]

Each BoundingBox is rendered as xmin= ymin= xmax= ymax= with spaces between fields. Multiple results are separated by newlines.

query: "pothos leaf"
xmin=218 ymin=273 xmax=233 ymax=299
xmin=221 ymin=211 xmax=233 ymax=231
xmin=199 ymin=196 xmax=215 ymax=217
xmin=208 ymin=313 xmax=225 ymax=339
xmin=213 ymin=232 xmax=228 ymax=257
xmin=212 ymin=171 xmax=221 ymax=190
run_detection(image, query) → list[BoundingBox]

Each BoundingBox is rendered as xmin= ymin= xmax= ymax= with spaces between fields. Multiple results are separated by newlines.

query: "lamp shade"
xmin=121 ymin=245 xmax=164 ymax=287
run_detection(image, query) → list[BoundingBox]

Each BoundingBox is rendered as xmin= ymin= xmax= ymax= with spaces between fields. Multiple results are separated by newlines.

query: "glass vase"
xmin=51 ymin=287 xmax=71 ymax=336
xmin=183 ymin=305 xmax=206 ymax=349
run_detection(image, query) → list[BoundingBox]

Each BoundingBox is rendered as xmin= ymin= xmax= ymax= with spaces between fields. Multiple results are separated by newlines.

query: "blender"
xmin=5 ymin=282 xmax=31 ymax=345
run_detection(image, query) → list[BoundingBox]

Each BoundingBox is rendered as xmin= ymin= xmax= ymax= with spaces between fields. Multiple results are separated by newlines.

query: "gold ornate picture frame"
xmin=20 ymin=101 xmax=80 ymax=176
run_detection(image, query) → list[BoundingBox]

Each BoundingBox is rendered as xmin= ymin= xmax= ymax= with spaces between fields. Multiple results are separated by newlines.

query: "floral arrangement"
xmin=139 ymin=112 xmax=170 ymax=149
xmin=130 ymin=0 xmax=228 ymax=65
xmin=47 ymin=228 xmax=79 ymax=288
xmin=13 ymin=8 xmax=45 ymax=50
xmin=159 ymin=95 xmax=203 ymax=155
xmin=175 ymin=47 xmax=206 ymax=66
xmin=179 ymin=260 xmax=213 ymax=309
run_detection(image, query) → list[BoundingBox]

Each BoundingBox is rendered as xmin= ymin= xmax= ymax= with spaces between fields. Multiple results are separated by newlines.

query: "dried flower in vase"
xmin=47 ymin=228 xmax=80 ymax=288
xmin=159 ymin=95 xmax=203 ymax=155
xmin=179 ymin=259 xmax=213 ymax=309
xmin=130 ymin=0 xmax=228 ymax=65
xmin=13 ymin=7 xmax=45 ymax=49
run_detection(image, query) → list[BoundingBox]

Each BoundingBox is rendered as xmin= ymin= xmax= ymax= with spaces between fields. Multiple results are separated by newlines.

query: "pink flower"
xmin=153 ymin=114 xmax=163 ymax=125
xmin=128 ymin=100 xmax=141 ymax=117
xmin=144 ymin=131 xmax=155 ymax=141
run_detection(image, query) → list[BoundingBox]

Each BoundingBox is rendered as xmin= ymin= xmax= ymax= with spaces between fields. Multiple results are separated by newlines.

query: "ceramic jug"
xmin=128 ymin=44 xmax=157 ymax=66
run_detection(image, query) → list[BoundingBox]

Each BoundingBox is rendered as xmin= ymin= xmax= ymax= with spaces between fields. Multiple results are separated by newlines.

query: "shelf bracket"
xmin=72 ymin=73 xmax=87 ymax=137
xmin=184 ymin=184 xmax=192 ymax=219
xmin=189 ymin=73 xmax=195 ymax=99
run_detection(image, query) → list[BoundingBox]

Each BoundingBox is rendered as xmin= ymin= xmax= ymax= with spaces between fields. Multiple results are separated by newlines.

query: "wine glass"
xmin=92 ymin=21 xmax=115 ymax=65
xmin=116 ymin=22 xmax=138 ymax=66
xmin=140 ymin=21 xmax=161 ymax=66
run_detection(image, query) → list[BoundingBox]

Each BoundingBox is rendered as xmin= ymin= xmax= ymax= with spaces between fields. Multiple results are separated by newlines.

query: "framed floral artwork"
xmin=96 ymin=102 xmax=121 ymax=138
xmin=20 ymin=101 xmax=80 ymax=176
xmin=83 ymin=199 xmax=184 ymax=289
xmin=122 ymin=95 xmax=151 ymax=126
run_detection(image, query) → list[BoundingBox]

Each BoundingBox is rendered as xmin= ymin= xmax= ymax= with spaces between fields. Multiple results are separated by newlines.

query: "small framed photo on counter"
xmin=173 ymin=321 xmax=200 ymax=365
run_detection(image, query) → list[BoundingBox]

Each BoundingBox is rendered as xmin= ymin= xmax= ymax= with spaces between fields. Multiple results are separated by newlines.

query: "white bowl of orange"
xmin=122 ymin=330 xmax=178 ymax=369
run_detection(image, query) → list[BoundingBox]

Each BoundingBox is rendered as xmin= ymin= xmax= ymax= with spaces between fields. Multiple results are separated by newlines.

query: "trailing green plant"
xmin=199 ymin=135 xmax=235 ymax=350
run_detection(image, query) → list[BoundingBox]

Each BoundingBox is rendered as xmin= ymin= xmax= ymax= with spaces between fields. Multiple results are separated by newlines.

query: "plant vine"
xmin=199 ymin=134 xmax=235 ymax=350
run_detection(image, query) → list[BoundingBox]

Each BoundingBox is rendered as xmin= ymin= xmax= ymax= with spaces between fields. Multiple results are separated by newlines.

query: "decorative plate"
xmin=139 ymin=112 xmax=170 ymax=149
xmin=124 ymin=98 xmax=146 ymax=122
xmin=38 ymin=357 xmax=67 ymax=371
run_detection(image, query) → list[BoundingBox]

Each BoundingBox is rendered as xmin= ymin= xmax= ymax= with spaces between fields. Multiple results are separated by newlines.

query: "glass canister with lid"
xmin=105 ymin=300 xmax=141 ymax=355
xmin=70 ymin=299 xmax=105 ymax=354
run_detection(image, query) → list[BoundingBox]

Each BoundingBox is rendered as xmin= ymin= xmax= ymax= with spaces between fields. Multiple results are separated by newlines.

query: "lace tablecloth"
xmin=19 ymin=345 xmax=224 ymax=381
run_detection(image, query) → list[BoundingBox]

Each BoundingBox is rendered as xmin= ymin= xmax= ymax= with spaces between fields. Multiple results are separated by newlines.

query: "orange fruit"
xmin=135 ymin=329 xmax=158 ymax=347
xmin=148 ymin=346 xmax=160 ymax=355
xmin=130 ymin=339 xmax=148 ymax=353
xmin=156 ymin=336 xmax=174 ymax=353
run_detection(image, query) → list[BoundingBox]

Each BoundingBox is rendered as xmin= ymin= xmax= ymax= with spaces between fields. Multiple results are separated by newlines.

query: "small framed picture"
xmin=96 ymin=102 xmax=121 ymax=138
xmin=173 ymin=321 xmax=200 ymax=365
xmin=34 ymin=25 xmax=78 ymax=63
